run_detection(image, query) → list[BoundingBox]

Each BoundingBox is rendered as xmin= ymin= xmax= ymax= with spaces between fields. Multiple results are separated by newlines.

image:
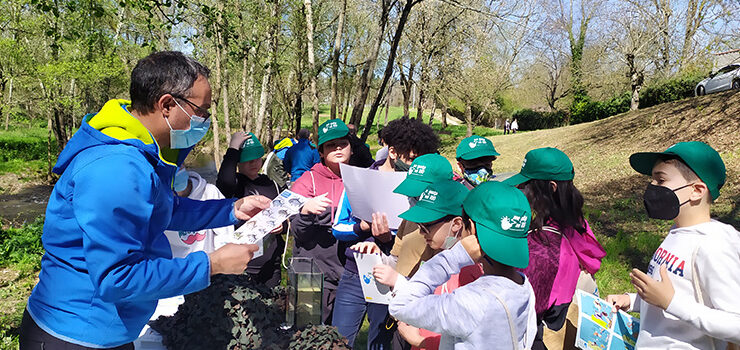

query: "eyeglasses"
xmin=418 ymin=217 xmax=448 ymax=236
xmin=172 ymin=95 xmax=211 ymax=120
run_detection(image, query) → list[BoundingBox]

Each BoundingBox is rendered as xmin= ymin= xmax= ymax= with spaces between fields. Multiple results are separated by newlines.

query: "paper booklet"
xmin=226 ymin=189 xmax=307 ymax=258
xmin=354 ymin=252 xmax=392 ymax=305
xmin=575 ymin=290 xmax=640 ymax=350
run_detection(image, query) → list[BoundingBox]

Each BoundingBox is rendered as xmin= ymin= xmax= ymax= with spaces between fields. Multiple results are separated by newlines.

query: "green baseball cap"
xmin=503 ymin=147 xmax=574 ymax=186
xmin=318 ymin=119 xmax=350 ymax=147
xmin=239 ymin=132 xmax=265 ymax=162
xmin=463 ymin=181 xmax=531 ymax=269
xmin=399 ymin=180 xmax=469 ymax=223
xmin=629 ymin=141 xmax=726 ymax=200
xmin=394 ymin=154 xmax=454 ymax=197
xmin=456 ymin=135 xmax=500 ymax=160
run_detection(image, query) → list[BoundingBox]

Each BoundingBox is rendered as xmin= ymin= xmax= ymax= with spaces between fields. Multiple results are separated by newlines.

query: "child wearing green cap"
xmin=389 ymin=181 xmax=537 ymax=350
xmin=217 ymin=131 xmax=287 ymax=287
xmin=606 ymin=141 xmax=740 ymax=349
xmin=455 ymin=135 xmax=500 ymax=188
xmin=289 ymin=118 xmax=352 ymax=324
xmin=503 ymin=147 xmax=605 ymax=350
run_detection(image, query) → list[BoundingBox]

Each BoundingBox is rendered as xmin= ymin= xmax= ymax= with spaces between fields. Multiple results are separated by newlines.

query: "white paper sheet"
xmin=339 ymin=163 xmax=410 ymax=230
xmin=354 ymin=252 xmax=392 ymax=305
xmin=224 ymin=189 xmax=307 ymax=258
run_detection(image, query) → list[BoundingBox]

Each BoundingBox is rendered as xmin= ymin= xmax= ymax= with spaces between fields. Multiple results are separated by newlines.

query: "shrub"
xmin=0 ymin=217 xmax=45 ymax=271
xmin=0 ymin=132 xmax=48 ymax=163
xmin=640 ymin=70 xmax=705 ymax=108
xmin=570 ymin=93 xmax=630 ymax=125
xmin=511 ymin=109 xmax=566 ymax=131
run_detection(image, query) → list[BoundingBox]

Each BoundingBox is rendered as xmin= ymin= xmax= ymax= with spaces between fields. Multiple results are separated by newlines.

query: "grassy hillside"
xmin=488 ymin=90 xmax=740 ymax=295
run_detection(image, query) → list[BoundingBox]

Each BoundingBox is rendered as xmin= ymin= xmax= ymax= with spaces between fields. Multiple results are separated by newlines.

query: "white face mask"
xmin=441 ymin=224 xmax=460 ymax=250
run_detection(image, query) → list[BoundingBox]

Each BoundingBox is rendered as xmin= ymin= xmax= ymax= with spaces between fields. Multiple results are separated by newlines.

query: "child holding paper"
xmin=290 ymin=119 xmax=352 ymax=324
xmin=607 ymin=142 xmax=740 ymax=349
xmin=389 ymin=181 xmax=537 ymax=349
xmin=331 ymin=117 xmax=440 ymax=348
xmin=502 ymin=147 xmax=605 ymax=350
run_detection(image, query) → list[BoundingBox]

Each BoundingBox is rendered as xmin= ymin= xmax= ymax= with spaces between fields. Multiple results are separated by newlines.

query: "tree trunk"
xmin=47 ymin=117 xmax=53 ymax=183
xmin=255 ymin=0 xmax=280 ymax=142
xmin=627 ymin=54 xmax=644 ymax=111
xmin=211 ymin=98 xmax=222 ymax=166
xmin=2 ymin=78 xmax=10 ymax=131
xmin=349 ymin=0 xmax=391 ymax=127
xmin=240 ymin=56 xmax=249 ymax=130
xmin=464 ymin=103 xmax=473 ymax=137
xmin=304 ymin=0 xmax=320 ymax=145
xmin=330 ymin=0 xmax=346 ymax=119
xmin=360 ymin=0 xmax=418 ymax=142
xmin=400 ymin=62 xmax=415 ymax=118
xmin=384 ymin=96 xmax=390 ymax=126
xmin=440 ymin=101 xmax=448 ymax=129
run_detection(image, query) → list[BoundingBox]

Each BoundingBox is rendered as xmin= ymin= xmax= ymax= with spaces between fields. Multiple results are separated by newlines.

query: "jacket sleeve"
xmin=332 ymin=191 xmax=362 ymax=241
xmin=282 ymin=149 xmax=292 ymax=175
xmin=664 ymin=236 xmax=740 ymax=343
xmin=72 ymin=154 xmax=210 ymax=303
xmin=168 ymin=196 xmax=238 ymax=231
xmin=389 ymin=243 xmax=483 ymax=338
xmin=216 ymin=148 xmax=242 ymax=198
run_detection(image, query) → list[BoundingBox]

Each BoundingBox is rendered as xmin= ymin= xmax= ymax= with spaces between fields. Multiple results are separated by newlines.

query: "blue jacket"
xmin=26 ymin=100 xmax=238 ymax=348
xmin=283 ymin=139 xmax=320 ymax=180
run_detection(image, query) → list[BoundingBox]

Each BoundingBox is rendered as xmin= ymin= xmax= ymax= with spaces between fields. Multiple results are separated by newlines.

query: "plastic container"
xmin=285 ymin=257 xmax=323 ymax=328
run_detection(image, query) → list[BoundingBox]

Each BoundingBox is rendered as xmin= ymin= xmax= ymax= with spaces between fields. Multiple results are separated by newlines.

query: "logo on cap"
xmin=468 ymin=138 xmax=487 ymax=149
xmin=420 ymin=189 xmax=438 ymax=203
xmin=409 ymin=164 xmax=426 ymax=176
xmin=322 ymin=121 xmax=338 ymax=134
xmin=521 ymin=158 xmax=527 ymax=169
xmin=500 ymin=215 xmax=527 ymax=231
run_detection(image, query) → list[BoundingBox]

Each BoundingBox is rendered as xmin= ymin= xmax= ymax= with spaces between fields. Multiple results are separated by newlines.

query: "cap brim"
xmin=399 ymin=205 xmax=446 ymax=224
xmin=460 ymin=148 xmax=500 ymax=160
xmin=475 ymin=223 xmax=529 ymax=269
xmin=629 ymin=152 xmax=662 ymax=176
xmin=393 ymin=178 xmax=430 ymax=197
xmin=501 ymin=173 xmax=529 ymax=187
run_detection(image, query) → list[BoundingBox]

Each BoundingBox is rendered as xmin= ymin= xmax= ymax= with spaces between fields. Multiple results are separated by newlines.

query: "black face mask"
xmin=643 ymin=183 xmax=693 ymax=220
xmin=394 ymin=158 xmax=411 ymax=172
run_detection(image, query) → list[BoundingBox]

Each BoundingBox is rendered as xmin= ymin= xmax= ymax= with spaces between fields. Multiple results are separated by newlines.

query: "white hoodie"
xmin=163 ymin=171 xmax=234 ymax=258
xmin=629 ymin=219 xmax=740 ymax=349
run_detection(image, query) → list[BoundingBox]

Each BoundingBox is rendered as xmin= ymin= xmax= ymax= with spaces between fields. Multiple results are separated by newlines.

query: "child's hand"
xmin=301 ymin=193 xmax=331 ymax=215
xmin=460 ymin=235 xmax=483 ymax=262
xmin=631 ymin=265 xmax=675 ymax=310
xmin=606 ymin=294 xmax=631 ymax=313
xmin=371 ymin=212 xmax=392 ymax=243
xmin=350 ymin=242 xmax=381 ymax=254
xmin=397 ymin=321 xmax=425 ymax=347
xmin=373 ymin=264 xmax=398 ymax=288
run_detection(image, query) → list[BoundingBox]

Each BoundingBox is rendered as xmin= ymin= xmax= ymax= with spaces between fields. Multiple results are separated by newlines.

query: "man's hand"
xmin=371 ymin=212 xmax=392 ymax=242
xmin=350 ymin=241 xmax=381 ymax=254
xmin=229 ymin=131 xmax=250 ymax=149
xmin=373 ymin=264 xmax=399 ymax=289
xmin=209 ymin=244 xmax=259 ymax=275
xmin=606 ymin=294 xmax=632 ymax=313
xmin=631 ymin=265 xmax=675 ymax=310
xmin=234 ymin=195 xmax=272 ymax=221
xmin=300 ymin=193 xmax=331 ymax=215
xmin=460 ymin=235 xmax=483 ymax=262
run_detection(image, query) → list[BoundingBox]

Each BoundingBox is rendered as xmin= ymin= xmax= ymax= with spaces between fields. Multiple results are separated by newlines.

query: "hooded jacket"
xmin=290 ymin=162 xmax=346 ymax=284
xmin=26 ymin=100 xmax=238 ymax=348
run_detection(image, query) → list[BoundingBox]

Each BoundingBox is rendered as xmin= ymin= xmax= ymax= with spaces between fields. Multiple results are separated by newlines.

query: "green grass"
xmin=0 ymin=125 xmax=52 ymax=178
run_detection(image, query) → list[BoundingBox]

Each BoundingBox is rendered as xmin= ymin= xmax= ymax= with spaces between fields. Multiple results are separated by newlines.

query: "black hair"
xmin=297 ymin=128 xmax=311 ymax=139
xmin=130 ymin=51 xmax=211 ymax=114
xmin=519 ymin=179 xmax=586 ymax=244
xmin=382 ymin=118 xmax=440 ymax=158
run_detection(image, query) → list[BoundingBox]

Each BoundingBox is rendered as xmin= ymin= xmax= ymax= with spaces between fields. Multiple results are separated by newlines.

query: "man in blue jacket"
xmin=19 ymin=51 xmax=270 ymax=349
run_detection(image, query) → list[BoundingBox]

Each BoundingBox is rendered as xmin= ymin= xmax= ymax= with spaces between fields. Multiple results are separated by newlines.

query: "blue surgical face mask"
xmin=441 ymin=224 xmax=459 ymax=250
xmin=166 ymin=100 xmax=211 ymax=149
xmin=463 ymin=167 xmax=492 ymax=186
xmin=173 ymin=168 xmax=190 ymax=192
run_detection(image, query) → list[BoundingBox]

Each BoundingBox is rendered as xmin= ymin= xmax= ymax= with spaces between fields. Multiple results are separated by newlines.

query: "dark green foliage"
xmin=289 ymin=325 xmax=350 ymax=350
xmin=150 ymin=275 xmax=350 ymax=350
xmin=0 ymin=217 xmax=44 ymax=271
xmin=511 ymin=109 xmax=566 ymax=131
xmin=570 ymin=93 xmax=630 ymax=125
xmin=640 ymin=71 xmax=705 ymax=109
xmin=0 ymin=131 xmax=48 ymax=163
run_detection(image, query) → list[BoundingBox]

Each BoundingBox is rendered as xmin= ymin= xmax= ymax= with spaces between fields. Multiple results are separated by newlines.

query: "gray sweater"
xmin=389 ymin=243 xmax=537 ymax=350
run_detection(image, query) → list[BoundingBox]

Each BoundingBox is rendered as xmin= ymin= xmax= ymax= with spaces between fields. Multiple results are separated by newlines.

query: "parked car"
xmin=695 ymin=64 xmax=740 ymax=96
